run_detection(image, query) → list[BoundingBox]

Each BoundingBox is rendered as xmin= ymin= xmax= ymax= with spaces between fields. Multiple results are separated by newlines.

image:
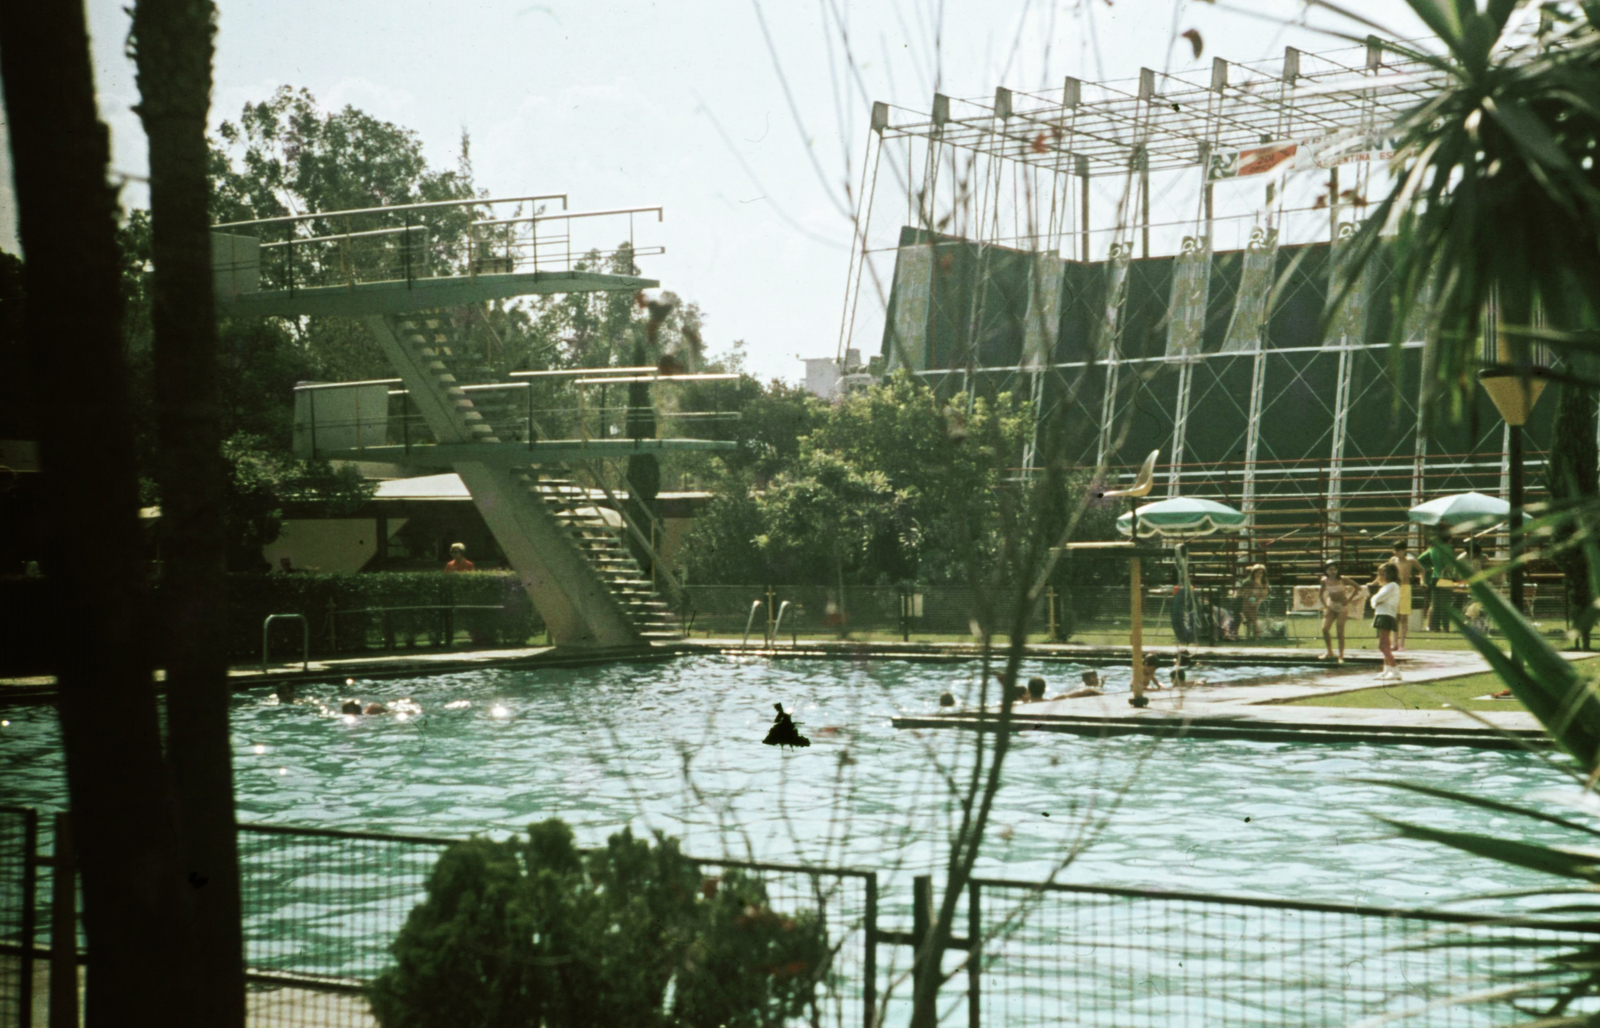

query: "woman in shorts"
xmin=1370 ymin=564 xmax=1402 ymax=681
xmin=1318 ymin=562 xmax=1359 ymax=663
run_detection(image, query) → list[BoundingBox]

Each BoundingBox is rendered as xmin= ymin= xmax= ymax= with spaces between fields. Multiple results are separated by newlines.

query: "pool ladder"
xmin=742 ymin=599 xmax=794 ymax=650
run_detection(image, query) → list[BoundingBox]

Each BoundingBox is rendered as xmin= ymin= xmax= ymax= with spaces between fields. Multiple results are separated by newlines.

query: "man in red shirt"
xmin=444 ymin=542 xmax=475 ymax=573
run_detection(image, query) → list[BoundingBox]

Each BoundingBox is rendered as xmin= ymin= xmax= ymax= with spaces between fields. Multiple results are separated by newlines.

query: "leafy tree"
xmin=750 ymin=451 xmax=915 ymax=586
xmin=679 ymin=371 xmax=1043 ymax=587
xmin=209 ymin=85 xmax=475 ymax=223
xmin=369 ymin=819 xmax=827 ymax=1028
xmin=1340 ymin=4 xmax=1600 ymax=411
xmin=221 ymin=433 xmax=372 ymax=572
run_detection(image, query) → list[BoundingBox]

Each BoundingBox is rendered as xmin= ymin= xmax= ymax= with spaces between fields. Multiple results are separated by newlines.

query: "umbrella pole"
xmin=1130 ymin=555 xmax=1146 ymax=707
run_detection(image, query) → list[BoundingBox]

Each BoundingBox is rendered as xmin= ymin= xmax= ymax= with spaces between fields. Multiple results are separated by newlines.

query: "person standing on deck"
xmin=1238 ymin=564 xmax=1269 ymax=639
xmin=1386 ymin=541 xmax=1422 ymax=651
xmin=444 ymin=542 xmax=475 ymax=573
xmin=1371 ymin=564 xmax=1403 ymax=680
xmin=1417 ymin=527 xmax=1453 ymax=633
xmin=1318 ymin=562 xmax=1360 ymax=663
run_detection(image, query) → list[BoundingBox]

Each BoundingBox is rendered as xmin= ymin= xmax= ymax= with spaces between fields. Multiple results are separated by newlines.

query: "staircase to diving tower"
xmin=368 ymin=312 xmax=678 ymax=647
xmin=213 ymin=195 xmax=722 ymax=650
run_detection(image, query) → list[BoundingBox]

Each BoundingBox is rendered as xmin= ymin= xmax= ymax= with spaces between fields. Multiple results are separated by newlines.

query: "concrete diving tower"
xmin=212 ymin=194 xmax=736 ymax=650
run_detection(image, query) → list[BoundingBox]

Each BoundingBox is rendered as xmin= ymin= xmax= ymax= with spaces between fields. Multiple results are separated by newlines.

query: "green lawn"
xmin=1285 ymin=671 xmax=1529 ymax=712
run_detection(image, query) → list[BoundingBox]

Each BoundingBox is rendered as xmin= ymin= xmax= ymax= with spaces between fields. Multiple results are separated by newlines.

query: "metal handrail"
xmin=259 ymin=224 xmax=427 ymax=248
xmin=472 ymin=205 xmax=663 ymax=228
xmin=572 ymin=373 xmax=740 ymax=386
xmin=771 ymin=600 xmax=792 ymax=647
xmin=572 ymin=461 xmax=687 ymax=598
xmin=510 ymin=365 xmax=660 ymax=379
xmin=261 ymin=613 xmax=309 ymax=671
xmin=212 ymin=193 xmax=569 ymax=231
xmin=742 ymin=600 xmax=764 ymax=650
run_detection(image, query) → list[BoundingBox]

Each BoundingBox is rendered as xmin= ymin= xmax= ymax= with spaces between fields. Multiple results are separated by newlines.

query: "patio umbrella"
xmin=1115 ymin=497 xmax=1246 ymax=539
xmin=1407 ymin=492 xmax=1509 ymax=532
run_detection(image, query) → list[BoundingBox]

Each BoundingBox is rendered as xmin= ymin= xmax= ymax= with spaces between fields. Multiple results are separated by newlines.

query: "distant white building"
xmin=802 ymin=348 xmax=879 ymax=401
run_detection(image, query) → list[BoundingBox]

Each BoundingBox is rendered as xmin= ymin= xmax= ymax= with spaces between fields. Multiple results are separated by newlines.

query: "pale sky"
xmin=1 ymin=0 xmax=1430 ymax=382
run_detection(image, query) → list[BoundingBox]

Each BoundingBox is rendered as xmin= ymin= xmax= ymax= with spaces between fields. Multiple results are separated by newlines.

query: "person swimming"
xmin=763 ymin=703 xmax=811 ymax=749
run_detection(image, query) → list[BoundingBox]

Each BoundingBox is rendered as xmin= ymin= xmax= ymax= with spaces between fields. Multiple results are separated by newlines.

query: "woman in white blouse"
xmin=1370 ymin=564 xmax=1402 ymax=680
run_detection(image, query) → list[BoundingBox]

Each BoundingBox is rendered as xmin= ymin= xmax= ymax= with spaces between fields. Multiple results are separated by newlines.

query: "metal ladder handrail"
xmin=742 ymin=601 xmax=764 ymax=650
xmin=573 ymin=461 xmax=687 ymax=599
xmin=771 ymin=599 xmax=793 ymax=648
xmin=261 ymin=614 xmax=309 ymax=671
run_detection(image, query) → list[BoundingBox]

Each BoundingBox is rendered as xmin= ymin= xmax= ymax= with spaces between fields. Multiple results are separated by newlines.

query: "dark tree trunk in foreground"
xmin=0 ymin=3 xmax=189 ymax=1024
xmin=131 ymin=1 xmax=245 ymax=1023
xmin=1547 ymin=376 xmax=1600 ymax=648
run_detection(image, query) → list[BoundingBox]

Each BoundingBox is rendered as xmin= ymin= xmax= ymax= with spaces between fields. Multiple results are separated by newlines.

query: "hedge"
xmin=0 ymin=571 xmax=543 ymax=673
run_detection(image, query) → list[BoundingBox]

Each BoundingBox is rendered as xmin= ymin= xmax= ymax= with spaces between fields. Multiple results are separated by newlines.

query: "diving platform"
xmin=212 ymin=194 xmax=664 ymax=318
xmin=215 ymin=194 xmax=721 ymax=650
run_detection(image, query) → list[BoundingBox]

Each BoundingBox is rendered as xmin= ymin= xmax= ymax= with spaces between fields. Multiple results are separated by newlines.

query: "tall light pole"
xmin=1478 ymin=368 xmax=1548 ymax=613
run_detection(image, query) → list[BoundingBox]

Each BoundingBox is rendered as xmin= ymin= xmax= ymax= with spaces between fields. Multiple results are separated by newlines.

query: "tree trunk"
xmin=0 ymin=3 xmax=190 ymax=1024
xmin=131 ymin=1 xmax=245 ymax=1023
xmin=1546 ymin=376 xmax=1600 ymax=648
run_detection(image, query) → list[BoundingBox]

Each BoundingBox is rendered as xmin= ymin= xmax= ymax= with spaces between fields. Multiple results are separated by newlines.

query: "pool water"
xmin=0 ymin=654 xmax=1581 ymax=908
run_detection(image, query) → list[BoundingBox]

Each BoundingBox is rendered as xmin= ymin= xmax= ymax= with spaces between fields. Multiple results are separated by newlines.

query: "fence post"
xmin=967 ymin=880 xmax=981 ymax=1028
xmin=48 ymin=812 xmax=75 ymax=1028
xmin=864 ymin=872 xmax=878 ymax=1028
xmin=19 ymin=807 xmax=37 ymax=1028
xmin=911 ymin=874 xmax=932 ymax=1009
xmin=1047 ymin=586 xmax=1058 ymax=641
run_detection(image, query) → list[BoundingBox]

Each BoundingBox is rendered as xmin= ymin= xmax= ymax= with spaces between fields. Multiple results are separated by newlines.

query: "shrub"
xmin=368 ymin=820 xmax=829 ymax=1028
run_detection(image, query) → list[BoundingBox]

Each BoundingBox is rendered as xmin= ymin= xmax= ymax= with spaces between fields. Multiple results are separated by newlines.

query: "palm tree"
xmin=1339 ymin=1 xmax=1600 ymax=395
xmin=0 ymin=3 xmax=191 ymax=1023
xmin=131 ymin=0 xmax=246 ymax=1023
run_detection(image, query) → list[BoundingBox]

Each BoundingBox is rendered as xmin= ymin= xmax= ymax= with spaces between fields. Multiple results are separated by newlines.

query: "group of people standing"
xmin=1314 ymin=538 xmax=1484 ymax=679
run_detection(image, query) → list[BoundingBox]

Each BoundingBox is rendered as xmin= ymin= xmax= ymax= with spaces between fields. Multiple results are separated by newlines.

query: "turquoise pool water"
xmin=0 ymin=654 xmax=1579 ymax=907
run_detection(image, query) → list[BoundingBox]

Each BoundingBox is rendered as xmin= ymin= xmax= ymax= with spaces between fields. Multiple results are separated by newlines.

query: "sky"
xmin=1 ymin=0 xmax=1432 ymax=383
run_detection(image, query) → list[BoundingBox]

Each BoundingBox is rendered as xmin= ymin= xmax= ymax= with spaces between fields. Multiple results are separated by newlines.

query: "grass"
xmin=1285 ymin=671 xmax=1530 ymax=712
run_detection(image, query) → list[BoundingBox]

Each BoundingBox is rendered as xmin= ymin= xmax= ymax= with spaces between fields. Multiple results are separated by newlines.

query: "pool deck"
xmin=895 ymin=646 xmax=1600 ymax=750
xmin=3 ymin=637 xmax=1589 ymax=750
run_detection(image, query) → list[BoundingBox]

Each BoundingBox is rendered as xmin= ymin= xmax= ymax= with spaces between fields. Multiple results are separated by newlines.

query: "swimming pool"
xmin=0 ymin=653 xmax=1573 ymax=908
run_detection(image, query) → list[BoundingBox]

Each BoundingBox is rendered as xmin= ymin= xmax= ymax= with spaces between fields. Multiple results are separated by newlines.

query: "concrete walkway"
xmin=894 ymin=647 xmax=1600 ymax=750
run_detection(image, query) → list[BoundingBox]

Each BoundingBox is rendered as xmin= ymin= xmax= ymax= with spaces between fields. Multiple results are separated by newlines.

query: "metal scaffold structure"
xmin=836 ymin=33 xmax=1563 ymax=591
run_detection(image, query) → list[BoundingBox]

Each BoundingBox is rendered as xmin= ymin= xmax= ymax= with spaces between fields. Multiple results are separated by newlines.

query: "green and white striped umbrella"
xmin=1407 ymin=492 xmax=1509 ymax=532
xmin=1115 ymin=497 xmax=1246 ymax=539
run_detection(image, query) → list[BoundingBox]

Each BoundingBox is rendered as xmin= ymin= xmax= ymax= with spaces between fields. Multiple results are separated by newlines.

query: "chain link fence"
xmin=236 ymin=825 xmax=877 ymax=1028
xmin=681 ymin=582 xmax=1573 ymax=649
xmin=968 ymin=877 xmax=1594 ymax=1027
xmin=4 ymin=809 xmax=1594 ymax=1027
xmin=0 ymin=808 xmax=36 ymax=1028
